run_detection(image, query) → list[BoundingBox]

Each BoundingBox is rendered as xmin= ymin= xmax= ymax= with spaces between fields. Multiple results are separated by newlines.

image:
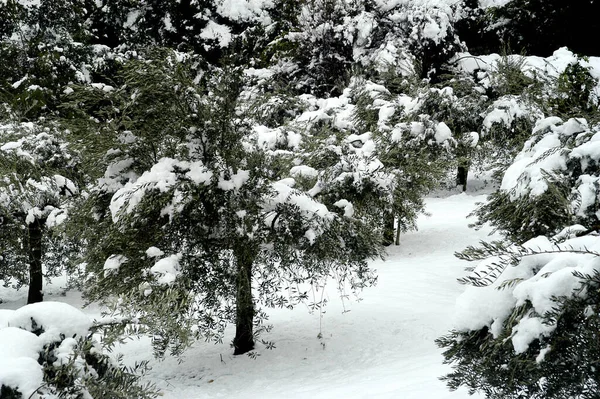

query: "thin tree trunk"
xmin=382 ymin=211 xmax=395 ymax=246
xmin=27 ymin=218 xmax=44 ymax=304
xmin=395 ymin=217 xmax=401 ymax=246
xmin=233 ymin=247 xmax=255 ymax=355
xmin=457 ymin=165 xmax=469 ymax=192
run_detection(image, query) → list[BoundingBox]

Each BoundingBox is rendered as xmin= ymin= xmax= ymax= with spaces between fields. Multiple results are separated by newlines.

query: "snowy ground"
xmin=1 ymin=188 xmax=496 ymax=399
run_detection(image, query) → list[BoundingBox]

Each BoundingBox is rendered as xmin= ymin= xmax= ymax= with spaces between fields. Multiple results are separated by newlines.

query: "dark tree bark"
xmin=27 ymin=218 xmax=45 ymax=304
xmin=233 ymin=246 xmax=255 ymax=355
xmin=382 ymin=211 xmax=395 ymax=246
xmin=457 ymin=165 xmax=469 ymax=192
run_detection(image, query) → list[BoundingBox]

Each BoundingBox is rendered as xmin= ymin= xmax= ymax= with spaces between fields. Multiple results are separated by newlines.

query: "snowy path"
xmin=0 ymin=192 xmax=493 ymax=398
xmin=121 ymin=193 xmax=492 ymax=399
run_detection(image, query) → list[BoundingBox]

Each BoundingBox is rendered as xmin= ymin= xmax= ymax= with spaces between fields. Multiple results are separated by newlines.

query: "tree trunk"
xmin=457 ymin=165 xmax=469 ymax=192
xmin=233 ymin=247 xmax=255 ymax=355
xmin=382 ymin=211 xmax=395 ymax=246
xmin=395 ymin=217 xmax=401 ymax=246
xmin=27 ymin=218 xmax=45 ymax=304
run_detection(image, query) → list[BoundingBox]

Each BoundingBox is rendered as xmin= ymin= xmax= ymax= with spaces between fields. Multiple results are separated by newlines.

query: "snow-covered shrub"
xmin=484 ymin=54 xmax=542 ymax=98
xmin=0 ymin=301 xmax=157 ymax=398
xmin=478 ymin=94 xmax=544 ymax=178
xmin=438 ymin=231 xmax=600 ymax=399
xmin=471 ymin=117 xmax=600 ymax=241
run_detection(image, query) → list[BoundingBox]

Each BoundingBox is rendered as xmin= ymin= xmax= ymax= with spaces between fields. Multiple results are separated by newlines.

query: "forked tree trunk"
xmin=233 ymin=247 xmax=255 ymax=355
xmin=27 ymin=218 xmax=45 ymax=304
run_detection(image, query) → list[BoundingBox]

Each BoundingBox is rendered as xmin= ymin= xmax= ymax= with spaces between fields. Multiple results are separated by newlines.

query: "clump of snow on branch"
xmin=454 ymin=234 xmax=600 ymax=355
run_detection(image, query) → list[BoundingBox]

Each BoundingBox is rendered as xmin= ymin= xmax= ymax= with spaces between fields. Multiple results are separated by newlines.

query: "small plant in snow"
xmin=0 ymin=301 xmax=157 ymax=398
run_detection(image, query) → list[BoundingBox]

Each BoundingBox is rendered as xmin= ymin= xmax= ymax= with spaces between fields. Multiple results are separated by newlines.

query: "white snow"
xmin=200 ymin=21 xmax=233 ymax=48
xmin=0 ymin=357 xmax=44 ymax=398
xmin=0 ymin=190 xmax=498 ymax=399
xmin=150 ymin=254 xmax=182 ymax=285
xmin=146 ymin=247 xmax=165 ymax=258
xmin=454 ymin=235 xmax=600 ymax=354
xmin=218 ymin=170 xmax=250 ymax=191
xmin=9 ymin=301 xmax=91 ymax=344
xmin=290 ymin=165 xmax=319 ymax=178
xmin=333 ymin=199 xmax=355 ymax=218
xmin=110 ymin=158 xmax=213 ymax=220
xmin=103 ymin=254 xmax=128 ymax=276
xmin=434 ymin=122 xmax=452 ymax=144
xmin=0 ymin=302 xmax=97 ymax=397
xmin=216 ymin=0 xmax=273 ymax=23
xmin=110 ymin=192 xmax=493 ymax=399
xmin=0 ymin=309 xmax=14 ymax=327
xmin=0 ymin=327 xmax=42 ymax=360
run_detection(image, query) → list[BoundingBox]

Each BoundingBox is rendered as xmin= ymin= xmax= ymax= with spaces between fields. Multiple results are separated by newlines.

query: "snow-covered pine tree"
xmin=67 ymin=50 xmax=384 ymax=356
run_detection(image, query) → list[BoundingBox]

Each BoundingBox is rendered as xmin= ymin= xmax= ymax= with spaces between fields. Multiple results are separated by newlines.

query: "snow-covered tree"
xmin=438 ymin=231 xmax=600 ymax=399
xmin=0 ymin=122 xmax=81 ymax=303
xmin=438 ymin=114 xmax=600 ymax=397
xmin=66 ymin=51 xmax=384 ymax=356
xmin=349 ymin=79 xmax=453 ymax=243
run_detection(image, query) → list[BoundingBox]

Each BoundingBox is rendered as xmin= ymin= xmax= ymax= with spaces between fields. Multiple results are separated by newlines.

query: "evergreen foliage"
xmin=438 ymin=237 xmax=600 ymax=399
xmin=0 ymin=122 xmax=81 ymax=303
xmin=4 ymin=0 xmax=600 ymax=395
xmin=66 ymin=50 xmax=385 ymax=356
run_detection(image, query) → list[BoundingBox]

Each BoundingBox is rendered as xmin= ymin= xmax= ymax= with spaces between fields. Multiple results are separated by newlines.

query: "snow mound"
xmin=9 ymin=301 xmax=91 ymax=344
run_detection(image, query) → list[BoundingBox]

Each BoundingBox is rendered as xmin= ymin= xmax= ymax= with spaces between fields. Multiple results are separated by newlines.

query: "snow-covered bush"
xmin=471 ymin=117 xmax=600 ymax=241
xmin=438 ymin=231 xmax=600 ymax=399
xmin=477 ymin=94 xmax=544 ymax=177
xmin=550 ymin=61 xmax=599 ymax=121
xmin=440 ymin=116 xmax=600 ymax=397
xmin=0 ymin=301 xmax=157 ymax=398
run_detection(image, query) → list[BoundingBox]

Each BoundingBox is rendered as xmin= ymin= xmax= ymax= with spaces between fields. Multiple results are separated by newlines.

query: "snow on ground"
xmin=0 ymin=186 xmax=495 ymax=398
